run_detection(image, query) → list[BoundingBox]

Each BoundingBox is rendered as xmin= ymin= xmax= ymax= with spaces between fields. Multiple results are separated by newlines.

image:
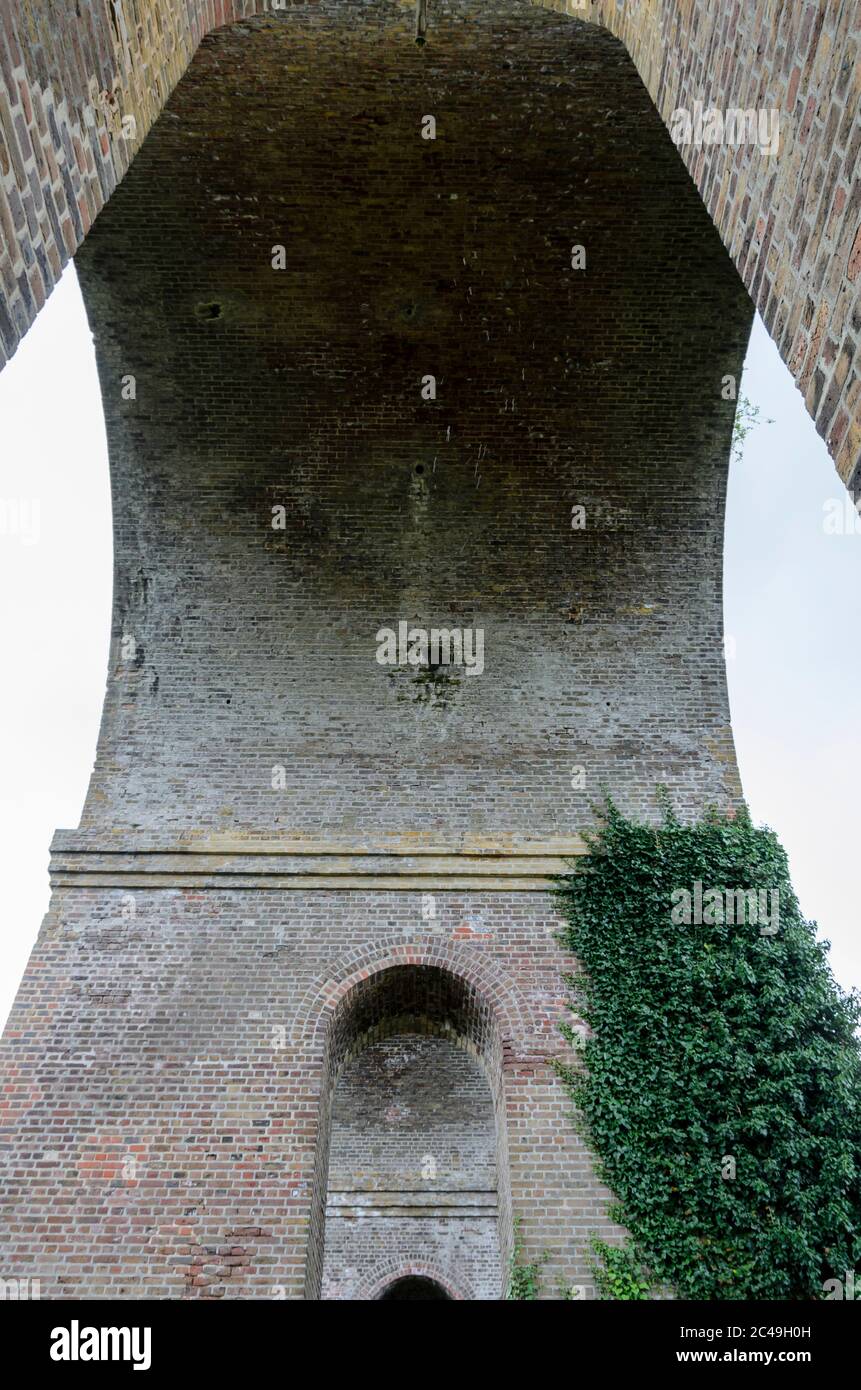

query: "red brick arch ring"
xmin=352 ymin=1260 xmax=474 ymax=1302
xmin=292 ymin=938 xmax=532 ymax=1060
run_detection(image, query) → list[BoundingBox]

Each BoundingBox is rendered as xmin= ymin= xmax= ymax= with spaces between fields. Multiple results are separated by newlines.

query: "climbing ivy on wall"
xmin=554 ymin=799 xmax=861 ymax=1300
xmin=591 ymin=1239 xmax=652 ymax=1300
xmin=505 ymin=1216 xmax=547 ymax=1300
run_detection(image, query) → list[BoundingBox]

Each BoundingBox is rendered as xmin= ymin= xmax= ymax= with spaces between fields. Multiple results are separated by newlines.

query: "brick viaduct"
xmin=0 ymin=0 xmax=857 ymax=1299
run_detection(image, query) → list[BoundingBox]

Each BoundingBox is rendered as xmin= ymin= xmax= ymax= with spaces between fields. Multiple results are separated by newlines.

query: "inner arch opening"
xmin=379 ymin=1276 xmax=452 ymax=1301
xmin=310 ymin=964 xmax=512 ymax=1300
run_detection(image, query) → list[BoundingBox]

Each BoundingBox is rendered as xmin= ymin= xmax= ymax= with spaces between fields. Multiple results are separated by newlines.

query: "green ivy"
xmin=505 ymin=1216 xmax=547 ymax=1300
xmin=591 ymin=1239 xmax=652 ymax=1300
xmin=553 ymin=799 xmax=861 ymax=1300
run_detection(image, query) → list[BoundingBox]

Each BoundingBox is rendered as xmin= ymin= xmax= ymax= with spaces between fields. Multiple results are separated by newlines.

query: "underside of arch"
xmin=378 ymin=1275 xmax=453 ymax=1299
xmin=0 ymin=1 xmax=857 ymax=486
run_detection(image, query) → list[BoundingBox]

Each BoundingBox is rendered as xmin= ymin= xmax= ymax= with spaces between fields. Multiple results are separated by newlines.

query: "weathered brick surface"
xmin=0 ymin=0 xmax=858 ymax=484
xmin=322 ymin=1034 xmax=501 ymax=1298
xmin=1 ymin=1 xmax=753 ymax=1299
xmin=548 ymin=0 xmax=861 ymax=488
xmin=1 ymin=889 xmax=619 ymax=1298
xmin=71 ymin=4 xmax=749 ymax=837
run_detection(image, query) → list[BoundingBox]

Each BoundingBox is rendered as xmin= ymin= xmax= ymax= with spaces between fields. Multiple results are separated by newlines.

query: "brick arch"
xmin=1 ymin=2 xmax=857 ymax=487
xmin=352 ymin=1259 xmax=474 ymax=1302
xmin=304 ymin=951 xmax=516 ymax=1300
xmin=538 ymin=0 xmax=861 ymax=490
xmin=0 ymin=0 xmax=273 ymax=369
xmin=292 ymin=938 xmax=532 ymax=1064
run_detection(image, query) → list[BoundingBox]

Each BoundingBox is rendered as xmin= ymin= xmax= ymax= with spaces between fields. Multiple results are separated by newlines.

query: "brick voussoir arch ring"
xmin=293 ymin=938 xmax=533 ymax=1062
xmin=352 ymin=1259 xmax=474 ymax=1302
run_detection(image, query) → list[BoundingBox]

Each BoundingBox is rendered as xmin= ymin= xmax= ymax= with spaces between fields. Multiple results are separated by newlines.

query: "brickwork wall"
xmin=0 ymin=0 xmax=268 ymax=364
xmin=0 ymin=0 xmax=762 ymax=1300
xmin=0 ymin=888 xmax=618 ymax=1298
xmin=1 ymin=0 xmax=858 ymax=486
xmin=71 ymin=3 xmax=749 ymax=838
xmin=559 ymin=0 xmax=861 ymax=489
xmin=328 ymin=1036 xmax=497 ymax=1194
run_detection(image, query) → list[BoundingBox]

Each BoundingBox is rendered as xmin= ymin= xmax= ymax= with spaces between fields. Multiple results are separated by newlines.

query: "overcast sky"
xmin=0 ymin=267 xmax=858 ymax=1027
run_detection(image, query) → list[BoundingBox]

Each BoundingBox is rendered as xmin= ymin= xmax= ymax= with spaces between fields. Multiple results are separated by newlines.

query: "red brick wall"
xmin=1 ymin=889 xmax=622 ymax=1299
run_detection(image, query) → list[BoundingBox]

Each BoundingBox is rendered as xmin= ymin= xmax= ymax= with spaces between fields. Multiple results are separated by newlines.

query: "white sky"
xmin=0 ymin=268 xmax=858 ymax=1027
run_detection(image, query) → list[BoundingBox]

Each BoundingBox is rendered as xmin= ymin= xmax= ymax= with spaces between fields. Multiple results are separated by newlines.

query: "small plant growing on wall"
xmin=505 ymin=1216 xmax=548 ymax=1300
xmin=591 ymin=1239 xmax=652 ymax=1300
xmin=730 ymin=393 xmax=773 ymax=465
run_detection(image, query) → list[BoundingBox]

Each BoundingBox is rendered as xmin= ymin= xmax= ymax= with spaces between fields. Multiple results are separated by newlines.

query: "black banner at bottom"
xmin=4 ymin=1296 xmax=856 ymax=1375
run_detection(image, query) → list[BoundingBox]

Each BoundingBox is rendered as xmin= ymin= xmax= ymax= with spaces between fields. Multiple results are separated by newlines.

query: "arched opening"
xmin=310 ymin=964 xmax=511 ymax=1301
xmin=379 ymin=1276 xmax=451 ymax=1301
